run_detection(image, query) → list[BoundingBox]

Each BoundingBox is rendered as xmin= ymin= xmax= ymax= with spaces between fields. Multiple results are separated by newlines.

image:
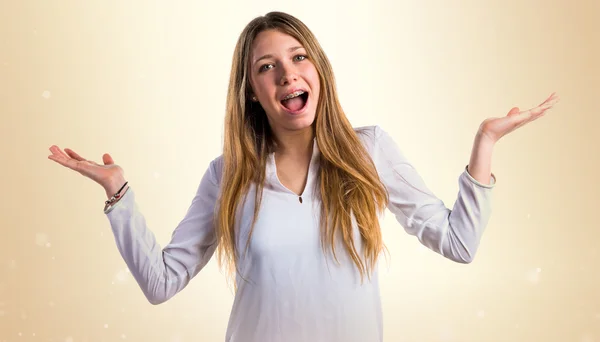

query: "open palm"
xmin=47 ymin=146 xmax=124 ymax=188
xmin=479 ymin=92 xmax=560 ymax=143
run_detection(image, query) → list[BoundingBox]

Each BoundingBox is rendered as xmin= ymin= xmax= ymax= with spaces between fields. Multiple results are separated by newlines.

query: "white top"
xmin=104 ymin=125 xmax=496 ymax=342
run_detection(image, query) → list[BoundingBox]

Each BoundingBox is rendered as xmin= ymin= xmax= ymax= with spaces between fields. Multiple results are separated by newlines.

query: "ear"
xmin=247 ymin=83 xmax=256 ymax=102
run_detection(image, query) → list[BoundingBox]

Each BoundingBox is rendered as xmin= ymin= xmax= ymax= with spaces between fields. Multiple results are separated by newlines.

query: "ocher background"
xmin=1 ymin=0 xmax=599 ymax=341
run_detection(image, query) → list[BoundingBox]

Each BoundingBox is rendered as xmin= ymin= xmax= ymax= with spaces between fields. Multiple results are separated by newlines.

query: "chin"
xmin=285 ymin=117 xmax=315 ymax=130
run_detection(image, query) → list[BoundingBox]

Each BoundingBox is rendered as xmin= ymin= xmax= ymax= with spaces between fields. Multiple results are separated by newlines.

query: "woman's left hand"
xmin=478 ymin=92 xmax=560 ymax=144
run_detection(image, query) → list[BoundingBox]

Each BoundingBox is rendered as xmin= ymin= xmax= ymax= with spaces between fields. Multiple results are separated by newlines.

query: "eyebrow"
xmin=253 ymin=46 xmax=305 ymax=65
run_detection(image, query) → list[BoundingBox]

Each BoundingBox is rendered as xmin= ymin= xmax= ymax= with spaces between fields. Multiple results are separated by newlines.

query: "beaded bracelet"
xmin=103 ymin=181 xmax=129 ymax=212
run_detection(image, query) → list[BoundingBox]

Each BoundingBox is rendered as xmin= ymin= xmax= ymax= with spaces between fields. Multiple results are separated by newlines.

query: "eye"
xmin=259 ymin=63 xmax=274 ymax=73
xmin=294 ymin=55 xmax=307 ymax=62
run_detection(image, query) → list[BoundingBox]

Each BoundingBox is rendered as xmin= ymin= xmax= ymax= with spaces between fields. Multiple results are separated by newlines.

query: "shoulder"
xmin=353 ymin=124 xmax=385 ymax=152
xmin=205 ymin=154 xmax=225 ymax=186
xmin=353 ymin=124 xmax=406 ymax=166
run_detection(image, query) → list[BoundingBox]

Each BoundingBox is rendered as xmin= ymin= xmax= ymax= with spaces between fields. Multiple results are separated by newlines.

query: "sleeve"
xmin=103 ymin=158 xmax=221 ymax=304
xmin=371 ymin=125 xmax=496 ymax=263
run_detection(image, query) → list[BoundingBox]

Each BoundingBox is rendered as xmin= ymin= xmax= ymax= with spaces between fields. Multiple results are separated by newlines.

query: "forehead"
xmin=251 ymin=29 xmax=304 ymax=59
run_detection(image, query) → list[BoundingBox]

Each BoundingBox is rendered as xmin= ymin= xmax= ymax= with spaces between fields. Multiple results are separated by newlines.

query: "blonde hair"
xmin=216 ymin=11 xmax=389 ymax=288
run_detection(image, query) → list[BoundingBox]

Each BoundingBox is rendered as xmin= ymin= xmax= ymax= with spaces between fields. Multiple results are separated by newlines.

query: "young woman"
xmin=48 ymin=11 xmax=558 ymax=342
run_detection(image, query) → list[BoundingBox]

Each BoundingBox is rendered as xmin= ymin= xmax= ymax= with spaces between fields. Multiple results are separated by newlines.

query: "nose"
xmin=278 ymin=63 xmax=298 ymax=86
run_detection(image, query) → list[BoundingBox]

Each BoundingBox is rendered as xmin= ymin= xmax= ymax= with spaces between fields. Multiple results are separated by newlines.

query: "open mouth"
xmin=280 ymin=91 xmax=309 ymax=113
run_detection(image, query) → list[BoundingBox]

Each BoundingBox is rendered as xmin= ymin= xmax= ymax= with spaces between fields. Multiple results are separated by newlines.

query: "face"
xmin=248 ymin=29 xmax=320 ymax=138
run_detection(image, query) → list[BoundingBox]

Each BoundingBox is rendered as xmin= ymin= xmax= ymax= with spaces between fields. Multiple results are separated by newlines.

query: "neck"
xmin=272 ymin=126 xmax=314 ymax=157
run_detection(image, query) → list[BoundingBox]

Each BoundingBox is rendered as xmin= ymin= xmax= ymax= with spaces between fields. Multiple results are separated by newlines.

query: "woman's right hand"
xmin=48 ymin=145 xmax=127 ymax=197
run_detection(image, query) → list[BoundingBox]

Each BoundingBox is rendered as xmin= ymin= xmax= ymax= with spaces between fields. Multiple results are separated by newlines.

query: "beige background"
xmin=1 ymin=0 xmax=599 ymax=341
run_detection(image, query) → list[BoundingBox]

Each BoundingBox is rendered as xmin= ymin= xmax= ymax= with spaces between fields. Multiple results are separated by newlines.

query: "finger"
xmin=544 ymin=96 xmax=560 ymax=108
xmin=103 ymin=153 xmax=114 ymax=165
xmin=507 ymin=107 xmax=520 ymax=116
xmin=64 ymin=148 xmax=87 ymax=162
xmin=515 ymin=106 xmax=552 ymax=129
xmin=49 ymin=145 xmax=70 ymax=160
xmin=48 ymin=153 xmax=85 ymax=172
xmin=534 ymin=98 xmax=559 ymax=114
xmin=521 ymin=102 xmax=553 ymax=118
xmin=539 ymin=92 xmax=556 ymax=105
xmin=514 ymin=111 xmax=545 ymax=130
xmin=513 ymin=93 xmax=558 ymax=121
xmin=540 ymin=92 xmax=558 ymax=106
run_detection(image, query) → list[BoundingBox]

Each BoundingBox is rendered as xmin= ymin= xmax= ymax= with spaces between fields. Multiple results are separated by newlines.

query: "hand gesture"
xmin=47 ymin=146 xmax=125 ymax=191
xmin=478 ymin=92 xmax=560 ymax=143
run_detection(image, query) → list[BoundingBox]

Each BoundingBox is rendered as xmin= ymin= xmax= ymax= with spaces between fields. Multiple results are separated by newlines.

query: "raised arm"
xmin=104 ymin=157 xmax=222 ymax=304
xmin=370 ymin=125 xmax=496 ymax=263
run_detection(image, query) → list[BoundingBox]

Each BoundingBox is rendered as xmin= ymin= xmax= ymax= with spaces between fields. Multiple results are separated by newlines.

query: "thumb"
xmin=103 ymin=153 xmax=114 ymax=165
xmin=507 ymin=107 xmax=520 ymax=116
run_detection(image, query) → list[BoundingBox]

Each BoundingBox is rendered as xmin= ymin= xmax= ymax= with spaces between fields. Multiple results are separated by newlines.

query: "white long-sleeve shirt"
xmin=104 ymin=125 xmax=496 ymax=342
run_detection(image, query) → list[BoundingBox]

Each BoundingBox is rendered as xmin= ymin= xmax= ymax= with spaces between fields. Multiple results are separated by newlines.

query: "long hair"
xmin=215 ymin=11 xmax=389 ymax=289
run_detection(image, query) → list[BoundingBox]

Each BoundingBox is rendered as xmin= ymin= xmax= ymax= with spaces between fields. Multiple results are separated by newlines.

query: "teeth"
xmin=282 ymin=90 xmax=305 ymax=100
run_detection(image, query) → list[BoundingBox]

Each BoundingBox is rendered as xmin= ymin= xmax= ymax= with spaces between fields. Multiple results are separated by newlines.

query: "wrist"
xmin=468 ymin=132 xmax=495 ymax=185
xmin=476 ymin=128 xmax=498 ymax=146
xmin=104 ymin=177 xmax=128 ymax=200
